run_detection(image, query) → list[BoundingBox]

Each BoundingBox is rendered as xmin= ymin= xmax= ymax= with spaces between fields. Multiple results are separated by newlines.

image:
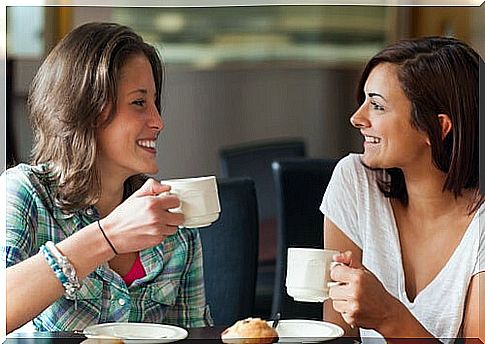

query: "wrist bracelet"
xmin=97 ymin=220 xmax=118 ymax=255
xmin=41 ymin=241 xmax=81 ymax=310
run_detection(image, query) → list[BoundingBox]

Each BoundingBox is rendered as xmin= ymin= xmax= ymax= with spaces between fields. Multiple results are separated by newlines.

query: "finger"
xmin=155 ymin=194 xmax=182 ymax=210
xmin=165 ymin=212 xmax=185 ymax=227
xmin=330 ymin=264 xmax=356 ymax=283
xmin=332 ymin=250 xmax=353 ymax=265
xmin=331 ymin=300 xmax=349 ymax=314
xmin=328 ymin=283 xmax=350 ymax=300
xmin=161 ymin=224 xmax=179 ymax=236
xmin=134 ymin=178 xmax=170 ymax=197
xmin=341 ymin=312 xmax=357 ymax=329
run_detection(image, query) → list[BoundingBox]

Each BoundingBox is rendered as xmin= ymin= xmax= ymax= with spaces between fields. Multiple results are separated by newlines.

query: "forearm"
xmin=378 ymin=301 xmax=440 ymax=343
xmin=7 ymin=253 xmax=63 ymax=333
xmin=56 ymin=221 xmax=115 ymax=279
xmin=6 ymin=222 xmax=115 ymax=333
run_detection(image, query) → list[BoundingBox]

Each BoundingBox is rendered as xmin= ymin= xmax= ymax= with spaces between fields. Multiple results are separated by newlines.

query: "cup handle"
xmin=326 ymin=281 xmax=342 ymax=288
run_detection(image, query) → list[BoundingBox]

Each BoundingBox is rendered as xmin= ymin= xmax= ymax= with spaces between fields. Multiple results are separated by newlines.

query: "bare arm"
xmin=323 ymin=217 xmax=361 ymax=337
xmin=462 ymin=272 xmax=484 ymax=341
xmin=324 ymin=217 xmax=439 ymax=342
xmin=6 ymin=222 xmax=115 ymax=333
xmin=6 ymin=178 xmax=183 ymax=333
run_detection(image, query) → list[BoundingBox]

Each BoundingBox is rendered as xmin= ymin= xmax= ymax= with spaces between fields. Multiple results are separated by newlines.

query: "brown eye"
xmin=132 ymin=100 xmax=146 ymax=107
xmin=370 ymin=101 xmax=384 ymax=111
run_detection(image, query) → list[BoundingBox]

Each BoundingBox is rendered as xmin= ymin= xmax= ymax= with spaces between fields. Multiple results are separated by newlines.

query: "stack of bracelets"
xmin=40 ymin=241 xmax=81 ymax=310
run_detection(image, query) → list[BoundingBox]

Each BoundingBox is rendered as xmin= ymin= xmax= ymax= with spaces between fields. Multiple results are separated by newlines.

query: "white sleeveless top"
xmin=320 ymin=154 xmax=484 ymax=343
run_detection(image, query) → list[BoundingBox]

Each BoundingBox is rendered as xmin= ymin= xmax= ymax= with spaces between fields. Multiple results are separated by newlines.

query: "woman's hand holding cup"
xmin=99 ymin=178 xmax=185 ymax=254
xmin=328 ymin=251 xmax=402 ymax=332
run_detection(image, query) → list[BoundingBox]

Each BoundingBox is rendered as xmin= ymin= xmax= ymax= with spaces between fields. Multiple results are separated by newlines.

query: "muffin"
xmin=221 ymin=317 xmax=279 ymax=344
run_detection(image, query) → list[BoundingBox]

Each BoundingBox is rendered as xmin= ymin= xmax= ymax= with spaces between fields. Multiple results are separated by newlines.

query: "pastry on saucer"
xmin=221 ymin=317 xmax=279 ymax=344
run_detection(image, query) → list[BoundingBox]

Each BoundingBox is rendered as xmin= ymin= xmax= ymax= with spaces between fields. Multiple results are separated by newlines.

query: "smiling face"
xmin=350 ymin=63 xmax=430 ymax=170
xmin=96 ymin=54 xmax=163 ymax=180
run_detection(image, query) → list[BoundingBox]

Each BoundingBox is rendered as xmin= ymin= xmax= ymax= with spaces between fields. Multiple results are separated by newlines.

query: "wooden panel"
xmin=410 ymin=7 xmax=470 ymax=41
xmin=43 ymin=6 xmax=73 ymax=55
xmin=57 ymin=7 xmax=73 ymax=41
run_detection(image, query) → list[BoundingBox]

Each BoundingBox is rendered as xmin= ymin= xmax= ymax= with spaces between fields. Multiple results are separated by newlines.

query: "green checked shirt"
xmin=2 ymin=163 xmax=213 ymax=331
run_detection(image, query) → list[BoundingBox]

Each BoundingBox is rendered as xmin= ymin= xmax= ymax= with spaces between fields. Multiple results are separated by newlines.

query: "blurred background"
xmin=5 ymin=4 xmax=484 ymax=321
xmin=6 ymin=5 xmax=484 ymax=179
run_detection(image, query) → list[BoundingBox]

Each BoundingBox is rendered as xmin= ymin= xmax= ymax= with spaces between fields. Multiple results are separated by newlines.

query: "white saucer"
xmin=266 ymin=319 xmax=344 ymax=342
xmin=83 ymin=323 xmax=188 ymax=343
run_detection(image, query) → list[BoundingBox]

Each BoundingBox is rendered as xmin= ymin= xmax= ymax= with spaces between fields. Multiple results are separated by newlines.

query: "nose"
xmin=350 ymin=103 xmax=370 ymax=129
xmin=148 ymin=103 xmax=164 ymax=132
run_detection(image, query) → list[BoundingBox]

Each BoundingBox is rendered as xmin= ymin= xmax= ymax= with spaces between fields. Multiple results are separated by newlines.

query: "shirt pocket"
xmin=149 ymin=279 xmax=178 ymax=307
xmin=138 ymin=280 xmax=179 ymax=323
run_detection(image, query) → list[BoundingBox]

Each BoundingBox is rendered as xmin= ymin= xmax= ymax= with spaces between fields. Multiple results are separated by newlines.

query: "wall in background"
xmin=9 ymin=60 xmax=361 ymax=178
xmin=6 ymin=5 xmax=483 ymax=178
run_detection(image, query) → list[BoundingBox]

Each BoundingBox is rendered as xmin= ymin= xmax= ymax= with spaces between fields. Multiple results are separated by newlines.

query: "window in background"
xmin=112 ymin=6 xmax=391 ymax=68
xmin=6 ymin=6 xmax=45 ymax=58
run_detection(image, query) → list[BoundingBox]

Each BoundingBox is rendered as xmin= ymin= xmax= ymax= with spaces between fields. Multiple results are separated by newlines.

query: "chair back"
xmin=220 ymin=139 xmax=306 ymax=225
xmin=271 ymin=158 xmax=338 ymax=319
xmin=219 ymin=140 xmax=306 ymax=317
xmin=199 ymin=178 xmax=259 ymax=326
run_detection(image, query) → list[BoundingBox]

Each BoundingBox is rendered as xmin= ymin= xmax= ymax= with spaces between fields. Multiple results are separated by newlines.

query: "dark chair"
xmin=271 ymin=158 xmax=339 ymax=319
xmin=219 ymin=139 xmax=306 ymax=318
xmin=199 ymin=178 xmax=259 ymax=326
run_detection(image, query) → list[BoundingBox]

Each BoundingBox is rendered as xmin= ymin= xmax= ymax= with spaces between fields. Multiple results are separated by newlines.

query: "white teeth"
xmin=364 ymin=136 xmax=381 ymax=144
xmin=137 ymin=140 xmax=156 ymax=148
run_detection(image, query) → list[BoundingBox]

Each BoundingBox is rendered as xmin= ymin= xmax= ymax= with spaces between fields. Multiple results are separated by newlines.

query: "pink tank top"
xmin=123 ymin=254 xmax=146 ymax=286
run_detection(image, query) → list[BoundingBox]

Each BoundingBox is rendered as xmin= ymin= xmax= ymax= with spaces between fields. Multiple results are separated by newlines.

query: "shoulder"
xmin=2 ymin=163 xmax=53 ymax=198
xmin=3 ymin=164 xmax=40 ymax=196
xmin=332 ymin=153 xmax=379 ymax=187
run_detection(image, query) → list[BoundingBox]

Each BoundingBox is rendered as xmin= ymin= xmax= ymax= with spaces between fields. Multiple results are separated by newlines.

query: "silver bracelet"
xmin=44 ymin=241 xmax=82 ymax=310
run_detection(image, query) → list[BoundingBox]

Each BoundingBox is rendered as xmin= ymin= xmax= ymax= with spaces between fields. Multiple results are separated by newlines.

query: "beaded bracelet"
xmin=40 ymin=241 xmax=81 ymax=310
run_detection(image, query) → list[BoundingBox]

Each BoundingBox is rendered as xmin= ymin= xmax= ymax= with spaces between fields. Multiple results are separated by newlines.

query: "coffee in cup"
xmin=162 ymin=176 xmax=221 ymax=228
xmin=286 ymin=247 xmax=340 ymax=302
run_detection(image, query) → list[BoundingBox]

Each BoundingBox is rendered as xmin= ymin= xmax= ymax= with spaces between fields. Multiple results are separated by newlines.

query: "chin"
xmin=361 ymin=154 xmax=384 ymax=169
xmin=144 ymin=166 xmax=159 ymax=175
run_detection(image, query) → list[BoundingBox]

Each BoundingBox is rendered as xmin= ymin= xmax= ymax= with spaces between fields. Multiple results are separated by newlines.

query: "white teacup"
xmin=286 ymin=247 xmax=340 ymax=302
xmin=162 ymin=176 xmax=221 ymax=228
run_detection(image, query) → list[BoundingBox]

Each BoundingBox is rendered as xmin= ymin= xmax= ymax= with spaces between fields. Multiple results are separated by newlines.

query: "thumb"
xmin=333 ymin=250 xmax=363 ymax=269
xmin=133 ymin=178 xmax=170 ymax=197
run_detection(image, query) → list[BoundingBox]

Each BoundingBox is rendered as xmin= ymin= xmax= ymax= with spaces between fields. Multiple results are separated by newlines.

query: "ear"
xmin=437 ymin=114 xmax=452 ymax=140
xmin=96 ymin=103 xmax=112 ymax=126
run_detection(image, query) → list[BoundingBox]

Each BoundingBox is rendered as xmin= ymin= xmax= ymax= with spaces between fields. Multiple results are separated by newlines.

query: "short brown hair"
xmin=357 ymin=36 xmax=482 ymax=212
xmin=29 ymin=22 xmax=164 ymax=212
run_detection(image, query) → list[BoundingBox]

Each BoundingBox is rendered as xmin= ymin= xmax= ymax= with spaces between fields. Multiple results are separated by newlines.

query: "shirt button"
xmin=85 ymin=208 xmax=94 ymax=216
xmin=118 ymin=298 xmax=126 ymax=306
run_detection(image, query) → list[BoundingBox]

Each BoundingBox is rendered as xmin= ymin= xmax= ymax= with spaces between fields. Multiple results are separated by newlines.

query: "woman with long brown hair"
xmin=321 ymin=37 xmax=483 ymax=341
xmin=3 ymin=22 xmax=212 ymax=333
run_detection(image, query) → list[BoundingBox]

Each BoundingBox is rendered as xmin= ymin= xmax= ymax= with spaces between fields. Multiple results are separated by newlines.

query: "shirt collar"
xmin=33 ymin=164 xmax=99 ymax=220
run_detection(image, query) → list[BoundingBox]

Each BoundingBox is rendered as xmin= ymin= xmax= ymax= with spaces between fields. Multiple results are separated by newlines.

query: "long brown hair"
xmin=29 ymin=22 xmax=164 ymax=212
xmin=357 ymin=36 xmax=482 ymax=212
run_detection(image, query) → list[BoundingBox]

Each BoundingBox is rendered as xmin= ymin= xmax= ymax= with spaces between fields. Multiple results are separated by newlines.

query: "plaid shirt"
xmin=2 ymin=163 xmax=213 ymax=331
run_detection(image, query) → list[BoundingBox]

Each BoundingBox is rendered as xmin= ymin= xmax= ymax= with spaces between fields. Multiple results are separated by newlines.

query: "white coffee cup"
xmin=286 ymin=247 xmax=340 ymax=302
xmin=162 ymin=176 xmax=221 ymax=228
